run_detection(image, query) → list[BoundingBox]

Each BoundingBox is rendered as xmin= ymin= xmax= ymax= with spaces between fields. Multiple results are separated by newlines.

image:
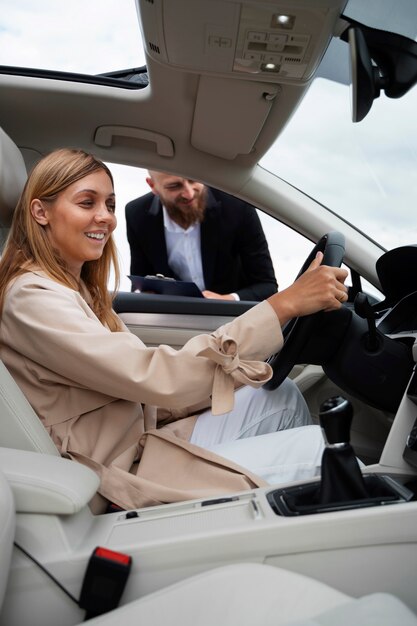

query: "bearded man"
xmin=125 ymin=171 xmax=278 ymax=301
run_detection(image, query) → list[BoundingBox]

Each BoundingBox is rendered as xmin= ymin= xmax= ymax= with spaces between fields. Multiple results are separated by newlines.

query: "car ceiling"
xmin=0 ymin=1 xmax=346 ymax=179
xmin=0 ymin=0 xmax=415 ymax=198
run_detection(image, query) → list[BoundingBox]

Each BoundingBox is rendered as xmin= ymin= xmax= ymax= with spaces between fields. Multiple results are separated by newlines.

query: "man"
xmin=125 ymin=171 xmax=278 ymax=301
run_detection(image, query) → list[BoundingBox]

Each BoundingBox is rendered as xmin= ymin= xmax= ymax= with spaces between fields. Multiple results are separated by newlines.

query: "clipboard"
xmin=128 ymin=275 xmax=204 ymax=298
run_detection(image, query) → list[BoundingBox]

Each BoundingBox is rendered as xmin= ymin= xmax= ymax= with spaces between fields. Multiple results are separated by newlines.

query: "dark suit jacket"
xmin=125 ymin=187 xmax=278 ymax=301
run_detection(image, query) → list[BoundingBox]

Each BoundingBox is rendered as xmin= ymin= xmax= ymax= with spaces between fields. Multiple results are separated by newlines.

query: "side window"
xmin=110 ymin=163 xmax=308 ymax=294
xmin=109 ymin=163 xmax=382 ymax=302
xmin=257 ymin=211 xmax=319 ymax=290
xmin=111 ymin=163 xmax=316 ymax=294
xmin=110 ymin=163 xmax=149 ymax=292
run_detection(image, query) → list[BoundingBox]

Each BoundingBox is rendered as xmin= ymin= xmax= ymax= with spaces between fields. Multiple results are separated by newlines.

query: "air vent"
xmin=284 ymin=57 xmax=302 ymax=63
xmin=149 ymin=41 xmax=161 ymax=54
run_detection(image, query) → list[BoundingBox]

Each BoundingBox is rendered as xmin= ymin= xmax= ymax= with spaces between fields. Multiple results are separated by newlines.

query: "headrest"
xmin=0 ymin=128 xmax=27 ymax=225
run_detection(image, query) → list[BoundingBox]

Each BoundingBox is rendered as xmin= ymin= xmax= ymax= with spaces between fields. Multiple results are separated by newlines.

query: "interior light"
xmin=261 ymin=62 xmax=280 ymax=73
xmin=271 ymin=14 xmax=295 ymax=30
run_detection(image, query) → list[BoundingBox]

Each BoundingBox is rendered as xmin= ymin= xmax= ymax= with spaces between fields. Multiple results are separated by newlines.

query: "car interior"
xmin=1 ymin=0 xmax=417 ymax=624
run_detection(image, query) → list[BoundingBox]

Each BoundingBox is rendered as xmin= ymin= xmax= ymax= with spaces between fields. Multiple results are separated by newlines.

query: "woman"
xmin=0 ymin=149 xmax=349 ymax=512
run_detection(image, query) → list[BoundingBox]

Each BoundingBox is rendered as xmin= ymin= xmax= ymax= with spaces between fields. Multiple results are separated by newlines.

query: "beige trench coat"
xmin=0 ymin=271 xmax=284 ymax=511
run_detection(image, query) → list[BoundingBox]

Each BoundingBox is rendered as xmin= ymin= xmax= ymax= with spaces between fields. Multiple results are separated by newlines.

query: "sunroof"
xmin=0 ymin=0 xmax=146 ymax=85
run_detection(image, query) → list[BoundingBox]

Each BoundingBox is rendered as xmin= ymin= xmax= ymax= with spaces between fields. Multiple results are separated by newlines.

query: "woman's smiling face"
xmin=31 ymin=169 xmax=117 ymax=278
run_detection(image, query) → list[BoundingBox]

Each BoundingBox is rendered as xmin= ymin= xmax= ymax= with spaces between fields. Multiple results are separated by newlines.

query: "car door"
xmin=114 ymin=292 xmax=255 ymax=349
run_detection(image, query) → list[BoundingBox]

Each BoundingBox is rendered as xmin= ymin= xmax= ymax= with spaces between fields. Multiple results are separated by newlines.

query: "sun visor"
xmin=191 ymin=76 xmax=278 ymax=159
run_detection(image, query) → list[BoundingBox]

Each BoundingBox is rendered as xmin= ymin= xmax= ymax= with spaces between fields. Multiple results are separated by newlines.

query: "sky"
xmin=1 ymin=0 xmax=417 ymax=292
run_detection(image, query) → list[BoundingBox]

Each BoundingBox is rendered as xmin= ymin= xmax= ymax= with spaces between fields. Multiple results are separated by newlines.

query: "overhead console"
xmin=137 ymin=0 xmax=347 ymax=84
xmin=137 ymin=0 xmax=347 ymax=159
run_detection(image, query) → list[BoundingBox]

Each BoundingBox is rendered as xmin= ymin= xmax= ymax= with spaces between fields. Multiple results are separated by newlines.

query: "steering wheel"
xmin=264 ymin=231 xmax=346 ymax=390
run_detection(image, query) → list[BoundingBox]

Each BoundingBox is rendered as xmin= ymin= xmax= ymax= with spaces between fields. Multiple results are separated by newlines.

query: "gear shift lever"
xmin=319 ymin=396 xmax=353 ymax=445
xmin=319 ymin=396 xmax=368 ymax=504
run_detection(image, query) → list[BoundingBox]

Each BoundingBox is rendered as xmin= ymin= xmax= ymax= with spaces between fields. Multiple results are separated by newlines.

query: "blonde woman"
xmin=0 ymin=149 xmax=348 ymax=512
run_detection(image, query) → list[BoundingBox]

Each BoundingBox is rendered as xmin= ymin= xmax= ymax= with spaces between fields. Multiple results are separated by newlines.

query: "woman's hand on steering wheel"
xmin=269 ymin=251 xmax=349 ymax=326
xmin=264 ymin=231 xmax=348 ymax=391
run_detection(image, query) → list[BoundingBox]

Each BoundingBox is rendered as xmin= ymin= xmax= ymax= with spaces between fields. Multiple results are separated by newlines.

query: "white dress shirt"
xmin=163 ymin=206 xmax=206 ymax=291
xmin=162 ymin=206 xmax=239 ymax=299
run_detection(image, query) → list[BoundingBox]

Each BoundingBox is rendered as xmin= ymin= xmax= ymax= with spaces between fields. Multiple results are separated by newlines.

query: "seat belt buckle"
xmin=79 ymin=546 xmax=132 ymax=618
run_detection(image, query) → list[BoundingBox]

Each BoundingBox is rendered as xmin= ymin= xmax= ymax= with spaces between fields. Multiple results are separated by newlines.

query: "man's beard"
xmin=164 ymin=186 xmax=207 ymax=230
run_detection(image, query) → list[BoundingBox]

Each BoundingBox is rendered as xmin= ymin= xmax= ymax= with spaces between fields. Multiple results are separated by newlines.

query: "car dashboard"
xmin=378 ymin=292 xmax=417 ymax=338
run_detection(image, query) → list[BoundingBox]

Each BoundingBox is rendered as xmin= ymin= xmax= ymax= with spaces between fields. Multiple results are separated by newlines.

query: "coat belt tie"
xmin=197 ymin=336 xmax=272 ymax=415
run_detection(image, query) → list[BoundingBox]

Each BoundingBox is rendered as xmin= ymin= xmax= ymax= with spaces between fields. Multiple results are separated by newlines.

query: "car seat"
xmin=0 ymin=127 xmax=60 ymax=456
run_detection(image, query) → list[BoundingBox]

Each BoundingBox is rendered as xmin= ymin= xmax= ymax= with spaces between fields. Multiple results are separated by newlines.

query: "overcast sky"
xmin=1 ymin=0 xmax=416 ymax=291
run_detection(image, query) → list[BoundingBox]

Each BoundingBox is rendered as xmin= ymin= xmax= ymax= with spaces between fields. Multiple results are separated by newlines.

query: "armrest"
xmin=0 ymin=447 xmax=100 ymax=515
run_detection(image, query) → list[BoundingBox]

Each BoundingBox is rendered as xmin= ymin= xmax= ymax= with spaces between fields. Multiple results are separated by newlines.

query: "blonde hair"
xmin=0 ymin=148 xmax=122 ymax=331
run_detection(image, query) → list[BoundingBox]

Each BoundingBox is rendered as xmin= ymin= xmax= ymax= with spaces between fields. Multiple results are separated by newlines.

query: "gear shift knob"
xmin=319 ymin=396 xmax=353 ymax=445
xmin=319 ymin=395 xmax=368 ymax=503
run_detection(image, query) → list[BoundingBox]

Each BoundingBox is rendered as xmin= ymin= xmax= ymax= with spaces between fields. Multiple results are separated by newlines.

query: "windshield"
xmin=260 ymin=79 xmax=417 ymax=250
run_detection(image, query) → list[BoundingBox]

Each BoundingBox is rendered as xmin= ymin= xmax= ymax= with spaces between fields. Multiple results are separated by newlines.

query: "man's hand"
xmin=202 ymin=290 xmax=236 ymax=301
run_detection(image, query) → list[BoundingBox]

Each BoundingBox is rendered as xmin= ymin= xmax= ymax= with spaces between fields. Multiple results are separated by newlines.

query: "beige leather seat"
xmin=0 ymin=128 xmax=59 ymax=456
xmin=85 ymin=565 xmax=417 ymax=626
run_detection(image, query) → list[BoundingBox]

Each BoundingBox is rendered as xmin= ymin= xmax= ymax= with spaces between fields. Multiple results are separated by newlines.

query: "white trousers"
xmin=190 ymin=379 xmax=324 ymax=486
